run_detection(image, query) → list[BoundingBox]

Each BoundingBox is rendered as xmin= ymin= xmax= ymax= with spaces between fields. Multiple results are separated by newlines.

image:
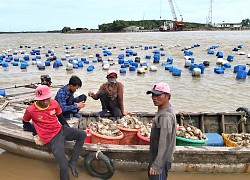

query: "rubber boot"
xmin=68 ymin=161 xmax=78 ymax=178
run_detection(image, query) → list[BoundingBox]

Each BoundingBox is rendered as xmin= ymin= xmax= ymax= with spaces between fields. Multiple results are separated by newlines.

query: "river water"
xmin=0 ymin=31 xmax=250 ymax=179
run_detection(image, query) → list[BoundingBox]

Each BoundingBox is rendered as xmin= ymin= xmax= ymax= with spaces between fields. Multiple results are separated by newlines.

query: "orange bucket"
xmin=117 ymin=126 xmax=140 ymax=145
xmin=89 ymin=126 xmax=123 ymax=145
xmin=137 ymin=130 xmax=150 ymax=145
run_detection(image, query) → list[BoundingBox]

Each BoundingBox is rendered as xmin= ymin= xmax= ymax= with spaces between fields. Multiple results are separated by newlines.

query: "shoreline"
xmin=1 ymin=27 xmax=250 ymax=34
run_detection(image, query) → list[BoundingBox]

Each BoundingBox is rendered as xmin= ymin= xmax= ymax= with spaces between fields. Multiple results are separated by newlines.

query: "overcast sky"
xmin=0 ymin=0 xmax=249 ymax=32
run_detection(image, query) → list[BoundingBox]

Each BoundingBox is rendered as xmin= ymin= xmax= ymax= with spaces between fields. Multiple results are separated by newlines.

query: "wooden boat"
xmin=0 ymin=92 xmax=250 ymax=175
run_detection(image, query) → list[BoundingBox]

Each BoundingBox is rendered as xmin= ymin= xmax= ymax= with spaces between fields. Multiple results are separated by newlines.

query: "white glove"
xmin=33 ymin=134 xmax=43 ymax=146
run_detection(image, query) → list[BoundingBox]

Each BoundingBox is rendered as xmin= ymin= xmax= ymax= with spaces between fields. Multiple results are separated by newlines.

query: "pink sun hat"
xmin=34 ymin=85 xmax=54 ymax=100
xmin=146 ymin=82 xmax=171 ymax=95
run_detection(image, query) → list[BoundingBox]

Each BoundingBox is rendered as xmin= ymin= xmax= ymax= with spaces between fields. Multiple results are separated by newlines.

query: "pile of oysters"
xmin=228 ymin=133 xmax=250 ymax=147
xmin=90 ymin=118 xmax=122 ymax=137
xmin=139 ymin=122 xmax=153 ymax=139
xmin=176 ymin=123 xmax=207 ymax=140
xmin=117 ymin=115 xmax=144 ymax=129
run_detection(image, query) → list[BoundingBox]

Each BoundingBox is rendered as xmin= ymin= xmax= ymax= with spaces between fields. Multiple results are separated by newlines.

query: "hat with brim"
xmin=146 ymin=82 xmax=171 ymax=95
xmin=34 ymin=85 xmax=54 ymax=101
xmin=146 ymin=90 xmax=165 ymax=95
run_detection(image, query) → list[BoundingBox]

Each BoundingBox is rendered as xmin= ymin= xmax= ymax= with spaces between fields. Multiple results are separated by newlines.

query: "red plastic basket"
xmin=89 ymin=126 xmax=123 ymax=145
xmin=117 ymin=126 xmax=140 ymax=145
xmin=137 ymin=130 xmax=150 ymax=145
xmin=84 ymin=128 xmax=92 ymax=144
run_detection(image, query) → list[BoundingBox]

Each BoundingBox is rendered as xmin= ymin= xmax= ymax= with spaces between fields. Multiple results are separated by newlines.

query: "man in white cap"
xmin=88 ymin=70 xmax=127 ymax=119
xmin=146 ymin=82 xmax=177 ymax=180
xmin=23 ymin=85 xmax=86 ymax=180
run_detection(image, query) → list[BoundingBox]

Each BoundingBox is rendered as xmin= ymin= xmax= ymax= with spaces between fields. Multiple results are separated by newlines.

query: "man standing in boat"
xmin=88 ymin=70 xmax=128 ymax=119
xmin=40 ymin=74 xmax=52 ymax=87
xmin=55 ymin=75 xmax=86 ymax=120
xmin=146 ymin=82 xmax=177 ymax=180
xmin=23 ymin=85 xmax=86 ymax=180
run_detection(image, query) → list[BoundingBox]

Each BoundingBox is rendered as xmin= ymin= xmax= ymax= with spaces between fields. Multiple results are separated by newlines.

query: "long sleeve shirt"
xmin=55 ymin=85 xmax=78 ymax=113
xmin=92 ymin=81 xmax=124 ymax=114
xmin=150 ymin=106 xmax=176 ymax=173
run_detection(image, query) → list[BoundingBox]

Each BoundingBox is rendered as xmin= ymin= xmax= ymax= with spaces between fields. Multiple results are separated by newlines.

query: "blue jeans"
xmin=48 ymin=125 xmax=86 ymax=180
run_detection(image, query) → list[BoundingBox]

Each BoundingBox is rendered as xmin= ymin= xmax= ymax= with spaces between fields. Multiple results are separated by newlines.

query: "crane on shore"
xmin=168 ymin=0 xmax=184 ymax=30
xmin=159 ymin=0 xmax=184 ymax=31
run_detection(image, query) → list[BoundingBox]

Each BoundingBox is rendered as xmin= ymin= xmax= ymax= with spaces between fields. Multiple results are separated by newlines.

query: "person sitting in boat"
xmin=23 ymin=85 xmax=86 ymax=179
xmin=88 ymin=70 xmax=128 ymax=119
xmin=40 ymin=74 xmax=52 ymax=87
xmin=55 ymin=75 xmax=86 ymax=120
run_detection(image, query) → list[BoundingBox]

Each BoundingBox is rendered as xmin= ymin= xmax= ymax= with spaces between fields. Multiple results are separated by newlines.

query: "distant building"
xmin=214 ymin=22 xmax=242 ymax=29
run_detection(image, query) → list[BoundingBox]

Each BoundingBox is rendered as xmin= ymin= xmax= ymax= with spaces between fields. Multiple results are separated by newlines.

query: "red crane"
xmin=168 ymin=0 xmax=184 ymax=30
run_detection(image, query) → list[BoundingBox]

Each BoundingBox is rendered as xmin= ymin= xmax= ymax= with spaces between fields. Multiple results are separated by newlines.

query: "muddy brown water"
xmin=0 ymin=151 xmax=249 ymax=180
xmin=0 ymin=31 xmax=250 ymax=179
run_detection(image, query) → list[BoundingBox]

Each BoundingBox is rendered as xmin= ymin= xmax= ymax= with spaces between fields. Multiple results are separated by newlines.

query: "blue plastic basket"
xmin=205 ymin=133 xmax=224 ymax=146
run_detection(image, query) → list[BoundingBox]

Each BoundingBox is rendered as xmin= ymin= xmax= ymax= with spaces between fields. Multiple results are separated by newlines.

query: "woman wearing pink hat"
xmin=23 ymin=85 xmax=86 ymax=180
xmin=88 ymin=70 xmax=128 ymax=119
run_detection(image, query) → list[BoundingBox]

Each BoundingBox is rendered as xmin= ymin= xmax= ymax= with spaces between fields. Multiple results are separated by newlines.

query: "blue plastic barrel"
xmin=223 ymin=63 xmax=231 ymax=68
xmin=12 ymin=62 xmax=19 ymax=66
xmin=0 ymin=89 xmax=6 ymax=97
xmin=227 ymin=55 xmax=234 ymax=61
xmin=216 ymin=51 xmax=223 ymax=58
xmin=236 ymin=70 xmax=247 ymax=79
xmin=129 ymin=66 xmax=136 ymax=71
xmin=87 ymin=66 xmax=94 ymax=72
xmin=118 ymin=59 xmax=124 ymax=64
xmin=167 ymin=57 xmax=173 ymax=64
xmin=172 ymin=68 xmax=182 ymax=76
xmin=165 ymin=65 xmax=173 ymax=71
xmin=38 ymin=65 xmax=45 ymax=70
xmin=207 ymin=49 xmax=214 ymax=54
xmin=2 ymin=62 xmax=8 ymax=67
xmin=120 ymin=68 xmax=126 ymax=73
xmin=198 ymin=64 xmax=205 ymax=74
xmin=78 ymin=61 xmax=83 ymax=67
xmin=131 ymin=62 xmax=138 ymax=67
xmin=234 ymin=65 xmax=246 ymax=73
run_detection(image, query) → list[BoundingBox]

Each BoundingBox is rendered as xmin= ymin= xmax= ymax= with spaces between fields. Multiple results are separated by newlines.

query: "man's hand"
xmin=149 ymin=167 xmax=158 ymax=175
xmin=88 ymin=91 xmax=95 ymax=97
xmin=123 ymin=110 xmax=130 ymax=116
xmin=76 ymin=102 xmax=85 ymax=109
xmin=33 ymin=135 xmax=43 ymax=146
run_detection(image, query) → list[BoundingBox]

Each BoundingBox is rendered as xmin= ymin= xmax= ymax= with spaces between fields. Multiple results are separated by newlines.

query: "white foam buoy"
xmin=137 ymin=68 xmax=146 ymax=74
xmin=88 ymin=55 xmax=94 ymax=58
xmin=66 ymin=63 xmax=73 ymax=70
xmin=149 ymin=66 xmax=157 ymax=71
xmin=238 ymin=52 xmax=245 ymax=55
xmin=192 ymin=68 xmax=201 ymax=76
xmin=184 ymin=60 xmax=191 ymax=67
xmin=103 ymin=64 xmax=110 ymax=70
xmin=72 ymin=59 xmax=78 ymax=65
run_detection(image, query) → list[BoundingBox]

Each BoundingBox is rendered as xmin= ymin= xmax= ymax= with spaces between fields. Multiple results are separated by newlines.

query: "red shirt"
xmin=23 ymin=99 xmax=62 ymax=144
